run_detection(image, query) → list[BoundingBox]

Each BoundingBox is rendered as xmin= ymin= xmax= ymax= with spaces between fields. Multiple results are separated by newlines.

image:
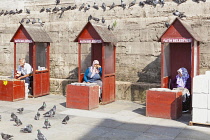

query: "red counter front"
xmin=0 ymin=80 xmax=25 ymax=101
xmin=66 ymin=84 xmax=99 ymax=110
xmin=146 ymin=90 xmax=182 ymax=120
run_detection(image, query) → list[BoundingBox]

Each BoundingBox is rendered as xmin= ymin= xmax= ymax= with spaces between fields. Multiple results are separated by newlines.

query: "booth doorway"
xmin=170 ymin=43 xmax=191 ymax=79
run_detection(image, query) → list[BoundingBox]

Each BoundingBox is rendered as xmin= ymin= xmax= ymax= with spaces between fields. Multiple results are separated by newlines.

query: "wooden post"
xmin=14 ymin=43 xmax=16 ymax=77
xmin=161 ymin=42 xmax=164 ymax=88
xmin=78 ymin=43 xmax=81 ymax=82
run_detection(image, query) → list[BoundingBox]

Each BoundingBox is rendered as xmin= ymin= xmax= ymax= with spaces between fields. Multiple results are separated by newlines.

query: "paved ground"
xmin=0 ymin=94 xmax=210 ymax=140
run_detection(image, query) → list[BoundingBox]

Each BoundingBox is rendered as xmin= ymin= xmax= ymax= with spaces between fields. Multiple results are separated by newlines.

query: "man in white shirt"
xmin=16 ymin=58 xmax=33 ymax=90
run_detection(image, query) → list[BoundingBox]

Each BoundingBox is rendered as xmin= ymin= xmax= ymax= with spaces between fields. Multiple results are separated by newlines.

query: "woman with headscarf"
xmin=84 ymin=60 xmax=102 ymax=101
xmin=171 ymin=67 xmax=191 ymax=112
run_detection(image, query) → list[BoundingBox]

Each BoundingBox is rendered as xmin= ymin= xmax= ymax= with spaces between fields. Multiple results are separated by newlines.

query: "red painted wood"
xmin=0 ymin=80 xmax=25 ymax=101
xmin=160 ymin=19 xmax=199 ymax=90
xmin=75 ymin=22 xmax=116 ymax=105
xmin=34 ymin=73 xmax=42 ymax=97
xmin=77 ymin=23 xmax=101 ymax=41
xmin=11 ymin=25 xmax=51 ymax=98
xmin=161 ymin=19 xmax=192 ymax=39
xmin=66 ymin=84 xmax=99 ymax=110
xmin=91 ymin=43 xmax=102 ymax=64
xmin=33 ymin=71 xmax=50 ymax=97
xmin=78 ymin=43 xmax=81 ymax=82
xmin=197 ymin=42 xmax=200 ymax=75
xmin=14 ymin=43 xmax=16 ymax=77
xmin=162 ymin=76 xmax=169 ymax=88
xmin=42 ymin=72 xmax=50 ymax=94
xmin=102 ymin=75 xmax=115 ymax=104
xmin=12 ymin=25 xmax=32 ymax=41
xmin=170 ymin=43 xmax=191 ymax=79
xmin=161 ymin=43 xmax=164 ymax=87
xmin=146 ymin=90 xmax=182 ymax=119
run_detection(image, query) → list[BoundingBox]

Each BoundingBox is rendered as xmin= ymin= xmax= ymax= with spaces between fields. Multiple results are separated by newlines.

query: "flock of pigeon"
xmin=0 ymin=0 xmax=207 ymax=28
xmin=0 ymin=102 xmax=70 ymax=140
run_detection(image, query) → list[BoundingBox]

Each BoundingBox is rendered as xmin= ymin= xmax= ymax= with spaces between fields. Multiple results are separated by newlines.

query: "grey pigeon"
xmin=93 ymin=2 xmax=99 ymax=10
xmin=52 ymin=7 xmax=59 ymax=13
xmin=40 ymin=7 xmax=45 ymax=13
xmin=92 ymin=16 xmax=100 ymax=22
xmin=4 ymin=10 xmax=9 ymax=15
xmin=165 ymin=22 xmax=170 ymax=28
xmin=20 ymin=124 xmax=33 ymax=133
xmin=102 ymin=17 xmax=105 ymax=23
xmin=43 ymin=109 xmax=54 ymax=117
xmin=46 ymin=8 xmax=51 ymax=12
xmin=173 ymin=10 xmax=186 ymax=18
xmin=37 ymin=129 xmax=47 ymax=140
xmin=71 ymin=5 xmax=77 ymax=10
xmin=44 ymin=118 xmax=51 ymax=129
xmin=88 ymin=15 xmax=92 ymax=21
xmin=0 ymin=10 xmax=4 ymax=16
xmin=14 ymin=117 xmax=22 ymax=126
xmin=84 ymin=4 xmax=90 ymax=12
xmin=34 ymin=112 xmax=41 ymax=120
xmin=152 ymin=0 xmax=159 ymax=7
xmin=17 ymin=108 xmax=24 ymax=114
xmin=11 ymin=113 xmax=17 ymax=121
xmin=109 ymin=2 xmax=115 ymax=10
xmin=38 ymin=102 xmax=46 ymax=111
xmin=26 ymin=8 xmax=30 ymax=14
xmin=101 ymin=3 xmax=106 ymax=11
xmin=26 ymin=19 xmax=30 ymax=24
xmin=66 ymin=6 xmax=71 ymax=10
xmin=52 ymin=105 xmax=56 ymax=112
xmin=32 ymin=18 xmax=36 ymax=24
xmin=159 ymin=0 xmax=165 ymax=6
xmin=121 ymin=0 xmax=126 ymax=10
xmin=1 ymin=133 xmax=13 ymax=140
xmin=193 ymin=0 xmax=206 ymax=2
xmin=129 ymin=0 xmax=136 ymax=8
xmin=108 ymin=25 xmax=114 ymax=31
xmin=62 ymin=115 xmax=69 ymax=124
xmin=9 ymin=10 xmax=15 ymax=15
xmin=38 ymin=18 xmax=44 ymax=26
xmin=16 ymin=9 xmax=22 ymax=14
xmin=20 ymin=18 xmax=24 ymax=24
xmin=79 ymin=3 xmax=85 ymax=11
xmin=173 ymin=0 xmax=186 ymax=4
xmin=56 ymin=0 xmax=60 ymax=5
xmin=139 ymin=1 xmax=145 ymax=7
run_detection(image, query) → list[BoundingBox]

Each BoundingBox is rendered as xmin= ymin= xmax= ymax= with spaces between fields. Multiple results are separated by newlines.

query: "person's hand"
xmin=17 ymin=77 xmax=22 ymax=80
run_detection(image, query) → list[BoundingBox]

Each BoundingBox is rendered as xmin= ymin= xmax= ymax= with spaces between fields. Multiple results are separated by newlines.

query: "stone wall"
xmin=0 ymin=0 xmax=210 ymax=83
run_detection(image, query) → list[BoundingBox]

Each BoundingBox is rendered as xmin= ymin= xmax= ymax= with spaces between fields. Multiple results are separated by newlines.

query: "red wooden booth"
xmin=159 ymin=18 xmax=202 ymax=89
xmin=10 ymin=23 xmax=52 ymax=97
xmin=74 ymin=21 xmax=117 ymax=105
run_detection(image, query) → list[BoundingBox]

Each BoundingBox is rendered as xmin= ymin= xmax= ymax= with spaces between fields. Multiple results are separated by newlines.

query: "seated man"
xmin=171 ymin=67 xmax=191 ymax=112
xmin=15 ymin=58 xmax=33 ymax=94
xmin=83 ymin=60 xmax=102 ymax=101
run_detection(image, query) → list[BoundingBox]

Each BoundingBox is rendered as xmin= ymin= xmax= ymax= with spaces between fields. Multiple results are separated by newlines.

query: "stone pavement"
xmin=0 ymin=94 xmax=210 ymax=140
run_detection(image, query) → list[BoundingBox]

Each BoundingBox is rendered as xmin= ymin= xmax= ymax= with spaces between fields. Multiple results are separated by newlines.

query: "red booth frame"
xmin=10 ymin=24 xmax=52 ymax=97
xmin=159 ymin=18 xmax=202 ymax=89
xmin=74 ymin=22 xmax=118 ymax=105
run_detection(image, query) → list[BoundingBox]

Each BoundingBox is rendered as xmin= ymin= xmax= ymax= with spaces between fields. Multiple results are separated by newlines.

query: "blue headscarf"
xmin=176 ymin=67 xmax=189 ymax=88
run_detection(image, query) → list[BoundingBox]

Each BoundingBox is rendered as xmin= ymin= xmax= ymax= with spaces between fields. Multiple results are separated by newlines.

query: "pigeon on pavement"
xmin=20 ymin=124 xmax=33 ymax=133
xmin=1 ymin=133 xmax=13 ymax=140
xmin=37 ymin=129 xmax=47 ymax=140
xmin=38 ymin=102 xmax=46 ymax=111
